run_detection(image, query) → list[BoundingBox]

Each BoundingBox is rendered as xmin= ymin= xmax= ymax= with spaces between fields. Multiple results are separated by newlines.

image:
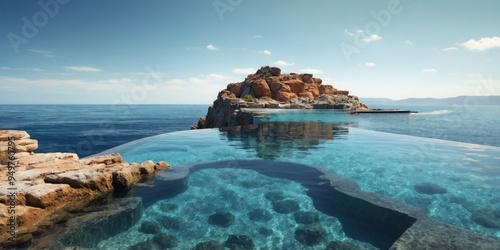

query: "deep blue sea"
xmin=2 ymin=104 xmax=500 ymax=249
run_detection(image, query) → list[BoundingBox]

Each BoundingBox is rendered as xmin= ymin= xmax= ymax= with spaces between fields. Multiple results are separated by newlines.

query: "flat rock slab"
xmin=18 ymin=153 xmax=79 ymax=165
xmin=80 ymin=153 xmax=122 ymax=165
xmin=24 ymin=183 xmax=73 ymax=208
xmin=45 ymin=169 xmax=112 ymax=191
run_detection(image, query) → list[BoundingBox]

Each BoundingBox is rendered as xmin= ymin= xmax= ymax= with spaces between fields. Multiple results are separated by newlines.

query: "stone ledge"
xmin=0 ymin=130 xmax=171 ymax=248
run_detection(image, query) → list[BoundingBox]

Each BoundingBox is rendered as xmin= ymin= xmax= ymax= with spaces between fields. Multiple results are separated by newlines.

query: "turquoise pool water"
xmin=96 ymin=119 xmax=500 ymax=249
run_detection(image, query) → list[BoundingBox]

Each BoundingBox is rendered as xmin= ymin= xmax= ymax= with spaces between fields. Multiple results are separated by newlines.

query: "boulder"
xmin=274 ymin=91 xmax=298 ymax=103
xmin=250 ymin=79 xmax=271 ymax=98
xmin=270 ymin=67 xmax=281 ymax=76
xmin=282 ymin=79 xmax=305 ymax=94
xmin=300 ymin=73 xmax=314 ymax=83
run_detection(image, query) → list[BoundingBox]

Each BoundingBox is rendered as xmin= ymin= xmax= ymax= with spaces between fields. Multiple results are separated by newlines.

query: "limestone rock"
xmin=80 ymin=153 xmax=122 ymax=165
xmin=24 ymin=183 xmax=74 ymax=208
xmin=45 ymin=169 xmax=113 ymax=192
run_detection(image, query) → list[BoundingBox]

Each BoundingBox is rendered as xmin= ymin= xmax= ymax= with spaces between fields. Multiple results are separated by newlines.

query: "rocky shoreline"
xmin=0 ymin=130 xmax=171 ymax=248
xmin=193 ymin=66 xmax=367 ymax=129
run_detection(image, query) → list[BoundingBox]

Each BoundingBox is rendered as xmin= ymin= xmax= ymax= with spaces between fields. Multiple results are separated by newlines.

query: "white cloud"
xmin=252 ymin=35 xmax=262 ymax=39
xmin=443 ymin=47 xmax=458 ymax=51
xmin=299 ymin=68 xmax=323 ymax=74
xmin=29 ymin=49 xmax=55 ymax=58
xmin=362 ymin=34 xmax=382 ymax=43
xmin=274 ymin=60 xmax=295 ymax=66
xmin=0 ymin=67 xmax=43 ymax=71
xmin=345 ymin=29 xmax=382 ymax=43
xmin=460 ymin=36 xmax=500 ymax=51
xmin=257 ymin=50 xmax=272 ymax=55
xmin=65 ymin=66 xmax=102 ymax=72
xmin=365 ymin=62 xmax=377 ymax=67
xmin=422 ymin=68 xmax=437 ymax=73
xmin=405 ymin=40 xmax=413 ymax=45
xmin=233 ymin=68 xmax=256 ymax=74
xmin=206 ymin=44 xmax=220 ymax=51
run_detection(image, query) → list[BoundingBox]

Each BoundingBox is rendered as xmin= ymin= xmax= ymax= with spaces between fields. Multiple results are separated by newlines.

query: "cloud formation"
xmin=65 ymin=66 xmax=102 ymax=72
xmin=29 ymin=49 xmax=56 ymax=58
xmin=365 ymin=62 xmax=377 ymax=67
xmin=233 ymin=68 xmax=256 ymax=74
xmin=443 ymin=47 xmax=458 ymax=51
xmin=257 ymin=50 xmax=272 ymax=55
xmin=422 ymin=68 xmax=437 ymax=73
xmin=206 ymin=44 xmax=220 ymax=51
xmin=299 ymin=68 xmax=323 ymax=74
xmin=461 ymin=36 xmax=500 ymax=51
xmin=274 ymin=60 xmax=295 ymax=66
xmin=362 ymin=34 xmax=382 ymax=43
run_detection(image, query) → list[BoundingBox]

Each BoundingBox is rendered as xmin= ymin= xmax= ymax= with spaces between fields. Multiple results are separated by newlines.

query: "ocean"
xmin=1 ymin=104 xmax=499 ymax=158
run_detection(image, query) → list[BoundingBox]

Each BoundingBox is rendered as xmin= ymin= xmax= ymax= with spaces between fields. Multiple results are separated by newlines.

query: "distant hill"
xmin=360 ymin=96 xmax=500 ymax=106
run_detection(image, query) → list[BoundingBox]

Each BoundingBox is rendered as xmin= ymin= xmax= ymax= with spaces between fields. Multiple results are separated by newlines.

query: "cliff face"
xmin=194 ymin=66 xmax=367 ymax=129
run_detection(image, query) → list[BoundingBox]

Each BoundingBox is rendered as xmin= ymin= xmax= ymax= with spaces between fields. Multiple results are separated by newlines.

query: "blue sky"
xmin=1 ymin=0 xmax=499 ymax=104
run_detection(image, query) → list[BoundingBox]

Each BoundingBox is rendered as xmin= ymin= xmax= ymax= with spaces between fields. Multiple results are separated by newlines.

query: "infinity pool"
xmin=91 ymin=120 xmax=500 ymax=249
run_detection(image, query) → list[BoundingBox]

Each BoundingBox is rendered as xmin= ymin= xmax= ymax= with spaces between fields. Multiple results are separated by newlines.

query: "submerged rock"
xmin=192 ymin=240 xmax=225 ymax=250
xmin=471 ymin=209 xmax=500 ymax=229
xmin=294 ymin=211 xmax=320 ymax=225
xmin=413 ymin=182 xmax=447 ymax=195
xmin=154 ymin=233 xmax=178 ymax=248
xmin=264 ymin=191 xmax=285 ymax=202
xmin=248 ymin=208 xmax=273 ymax=222
xmin=272 ymin=199 xmax=300 ymax=214
xmin=158 ymin=215 xmax=180 ymax=229
xmin=159 ymin=203 xmax=178 ymax=212
xmin=294 ymin=224 xmax=327 ymax=246
xmin=208 ymin=211 xmax=235 ymax=227
xmin=224 ymin=235 xmax=255 ymax=250
xmin=139 ymin=221 xmax=162 ymax=234
xmin=325 ymin=240 xmax=363 ymax=250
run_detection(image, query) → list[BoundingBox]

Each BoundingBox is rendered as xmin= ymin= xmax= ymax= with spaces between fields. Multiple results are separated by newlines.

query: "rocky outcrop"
xmin=0 ymin=130 xmax=171 ymax=248
xmin=193 ymin=66 xmax=368 ymax=129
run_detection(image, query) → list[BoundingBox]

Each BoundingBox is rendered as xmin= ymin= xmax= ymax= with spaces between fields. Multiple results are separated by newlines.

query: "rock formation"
xmin=193 ymin=66 xmax=367 ymax=129
xmin=0 ymin=130 xmax=171 ymax=248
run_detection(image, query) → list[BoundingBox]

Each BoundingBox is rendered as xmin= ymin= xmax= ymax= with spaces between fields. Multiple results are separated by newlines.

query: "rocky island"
xmin=193 ymin=66 xmax=368 ymax=129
